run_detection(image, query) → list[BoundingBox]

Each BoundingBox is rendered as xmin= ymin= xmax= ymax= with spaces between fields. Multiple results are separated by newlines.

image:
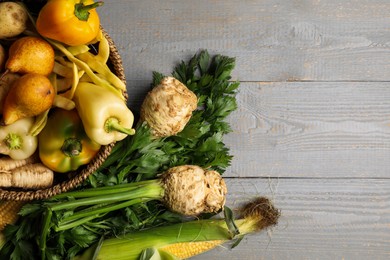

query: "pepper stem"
xmin=74 ymin=1 xmax=104 ymax=21
xmin=105 ymin=118 xmax=135 ymax=136
xmin=62 ymin=138 xmax=82 ymax=157
xmin=4 ymin=133 xmax=22 ymax=150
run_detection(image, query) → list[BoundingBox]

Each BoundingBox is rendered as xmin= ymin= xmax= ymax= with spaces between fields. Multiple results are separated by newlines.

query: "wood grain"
xmin=224 ymin=81 xmax=390 ymax=178
xmin=99 ymin=0 xmax=390 ymax=82
xmin=192 ymin=177 xmax=390 ymax=259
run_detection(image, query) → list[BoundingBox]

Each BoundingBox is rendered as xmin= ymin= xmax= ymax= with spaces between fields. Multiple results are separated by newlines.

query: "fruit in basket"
xmin=5 ymin=36 xmax=55 ymax=76
xmin=0 ymin=2 xmax=28 ymax=39
xmin=36 ymin=0 xmax=104 ymax=46
xmin=0 ymin=44 xmax=5 ymax=70
xmin=38 ymin=108 xmax=101 ymax=173
xmin=0 ymin=73 xmax=20 ymax=115
xmin=2 ymin=73 xmax=55 ymax=125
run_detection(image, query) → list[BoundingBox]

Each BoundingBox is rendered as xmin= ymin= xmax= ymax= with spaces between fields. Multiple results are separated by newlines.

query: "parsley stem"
xmin=56 ymin=215 xmax=100 ymax=233
xmin=39 ymin=208 xmax=52 ymax=260
xmin=48 ymin=181 xmax=163 ymax=211
xmin=52 ymin=180 xmax=156 ymax=199
xmin=56 ymin=198 xmax=153 ymax=231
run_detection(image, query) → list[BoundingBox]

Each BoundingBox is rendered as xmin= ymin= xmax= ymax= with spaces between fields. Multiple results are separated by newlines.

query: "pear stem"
xmin=0 ymin=69 xmax=9 ymax=81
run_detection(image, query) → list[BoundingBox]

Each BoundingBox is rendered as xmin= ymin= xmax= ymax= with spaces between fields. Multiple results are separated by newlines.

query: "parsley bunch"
xmin=90 ymin=49 xmax=239 ymax=185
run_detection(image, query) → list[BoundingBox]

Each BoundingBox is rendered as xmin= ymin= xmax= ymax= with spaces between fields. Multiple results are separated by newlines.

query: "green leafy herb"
xmin=92 ymin=50 xmax=238 ymax=184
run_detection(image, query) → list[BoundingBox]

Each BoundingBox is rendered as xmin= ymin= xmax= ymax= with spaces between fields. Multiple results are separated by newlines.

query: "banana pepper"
xmin=73 ymin=82 xmax=135 ymax=145
xmin=0 ymin=117 xmax=38 ymax=160
xmin=36 ymin=0 xmax=104 ymax=46
xmin=38 ymin=108 xmax=101 ymax=173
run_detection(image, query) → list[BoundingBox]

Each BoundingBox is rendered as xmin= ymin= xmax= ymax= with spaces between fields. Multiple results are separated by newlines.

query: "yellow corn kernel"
xmin=160 ymin=240 xmax=225 ymax=259
xmin=0 ymin=200 xmax=25 ymax=230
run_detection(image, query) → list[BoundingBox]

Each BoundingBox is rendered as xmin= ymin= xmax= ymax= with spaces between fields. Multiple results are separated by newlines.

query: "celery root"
xmin=162 ymin=165 xmax=227 ymax=216
xmin=36 ymin=165 xmax=226 ymax=258
xmin=42 ymin=165 xmax=226 ymax=233
xmin=140 ymin=76 xmax=198 ymax=137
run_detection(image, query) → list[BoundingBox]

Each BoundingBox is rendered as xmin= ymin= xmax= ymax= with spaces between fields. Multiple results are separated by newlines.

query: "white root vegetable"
xmin=161 ymin=165 xmax=227 ymax=216
xmin=0 ymin=163 xmax=53 ymax=189
xmin=38 ymin=165 xmax=227 ymax=238
xmin=0 ymin=2 xmax=28 ymax=39
xmin=0 ymin=154 xmax=39 ymax=173
xmin=140 ymin=76 xmax=198 ymax=137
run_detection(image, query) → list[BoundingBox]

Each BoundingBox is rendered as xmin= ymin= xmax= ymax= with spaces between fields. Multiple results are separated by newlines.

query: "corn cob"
xmin=160 ymin=240 xmax=225 ymax=259
xmin=0 ymin=200 xmax=25 ymax=230
xmin=74 ymin=197 xmax=280 ymax=260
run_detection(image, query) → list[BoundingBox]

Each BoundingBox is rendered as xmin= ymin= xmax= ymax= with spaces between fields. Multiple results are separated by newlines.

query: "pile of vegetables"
xmin=0 ymin=0 xmax=135 ymax=189
xmin=0 ymin=1 xmax=280 ymax=259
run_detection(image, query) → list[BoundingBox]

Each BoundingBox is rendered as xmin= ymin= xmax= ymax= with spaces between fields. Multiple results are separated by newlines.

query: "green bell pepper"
xmin=38 ymin=108 xmax=101 ymax=173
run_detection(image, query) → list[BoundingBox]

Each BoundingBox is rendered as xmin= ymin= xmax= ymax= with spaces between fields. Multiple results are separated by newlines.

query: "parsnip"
xmin=0 ymin=163 xmax=53 ymax=189
xmin=0 ymin=154 xmax=39 ymax=173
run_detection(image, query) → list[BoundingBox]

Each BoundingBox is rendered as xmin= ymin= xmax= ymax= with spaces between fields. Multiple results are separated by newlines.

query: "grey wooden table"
xmin=99 ymin=1 xmax=390 ymax=259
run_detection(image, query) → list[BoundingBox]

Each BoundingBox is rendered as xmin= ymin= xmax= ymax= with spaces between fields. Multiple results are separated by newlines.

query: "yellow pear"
xmin=2 ymin=73 xmax=55 ymax=125
xmin=5 ymin=36 xmax=54 ymax=76
xmin=0 ymin=73 xmax=20 ymax=114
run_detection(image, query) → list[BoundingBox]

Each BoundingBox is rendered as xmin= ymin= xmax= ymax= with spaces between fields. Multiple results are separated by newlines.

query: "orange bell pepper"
xmin=36 ymin=0 xmax=104 ymax=46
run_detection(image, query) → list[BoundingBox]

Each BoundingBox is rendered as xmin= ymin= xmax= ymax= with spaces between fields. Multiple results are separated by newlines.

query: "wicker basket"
xmin=0 ymin=29 xmax=126 ymax=201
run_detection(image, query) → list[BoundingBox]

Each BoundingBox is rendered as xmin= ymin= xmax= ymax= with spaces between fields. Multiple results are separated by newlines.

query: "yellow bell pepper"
xmin=73 ymin=82 xmax=135 ymax=145
xmin=36 ymin=0 xmax=104 ymax=46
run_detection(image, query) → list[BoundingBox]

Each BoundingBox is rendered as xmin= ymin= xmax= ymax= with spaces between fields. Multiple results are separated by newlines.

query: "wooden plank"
xmin=224 ymin=81 xmax=390 ymax=178
xmin=191 ymin=177 xmax=390 ymax=259
xmin=126 ymin=81 xmax=390 ymax=178
xmin=99 ymin=0 xmax=390 ymax=81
